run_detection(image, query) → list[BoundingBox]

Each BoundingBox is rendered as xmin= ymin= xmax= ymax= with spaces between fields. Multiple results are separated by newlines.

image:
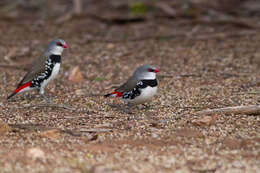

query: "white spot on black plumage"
xmin=122 ymin=79 xmax=158 ymax=100
xmin=31 ymin=55 xmax=61 ymax=89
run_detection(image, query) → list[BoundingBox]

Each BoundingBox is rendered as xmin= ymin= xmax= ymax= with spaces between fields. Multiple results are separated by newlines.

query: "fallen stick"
xmin=196 ymin=105 xmax=260 ymax=115
xmin=9 ymin=124 xmax=52 ymax=132
xmin=83 ymin=30 xmax=257 ymax=44
xmin=195 ymin=16 xmax=260 ymax=29
xmin=79 ymin=128 xmax=112 ymax=133
xmin=17 ymin=103 xmax=88 ymax=113
xmin=9 ymin=124 xmax=83 ymax=137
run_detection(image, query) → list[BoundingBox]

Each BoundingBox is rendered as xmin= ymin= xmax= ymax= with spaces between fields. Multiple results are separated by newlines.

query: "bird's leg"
xmin=39 ymin=88 xmax=52 ymax=103
xmin=143 ymin=103 xmax=151 ymax=110
xmin=25 ymin=93 xmax=35 ymax=101
xmin=109 ymin=102 xmax=133 ymax=114
xmin=108 ymin=103 xmax=131 ymax=114
xmin=122 ymin=102 xmax=133 ymax=114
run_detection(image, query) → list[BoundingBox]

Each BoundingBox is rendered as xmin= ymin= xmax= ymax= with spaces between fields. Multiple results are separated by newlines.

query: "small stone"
xmin=91 ymin=164 xmax=114 ymax=173
xmin=192 ymin=114 xmax=218 ymax=126
xmin=107 ymin=43 xmax=115 ymax=49
xmin=0 ymin=120 xmax=11 ymax=136
xmin=222 ymin=138 xmax=241 ymax=150
xmin=68 ymin=66 xmax=83 ymax=82
xmin=175 ymin=128 xmax=204 ymax=138
xmin=175 ymin=167 xmax=190 ymax=173
xmin=26 ymin=147 xmax=45 ymax=160
xmin=151 ymin=133 xmax=158 ymax=138
xmin=75 ymin=89 xmax=85 ymax=96
xmin=39 ymin=129 xmax=61 ymax=139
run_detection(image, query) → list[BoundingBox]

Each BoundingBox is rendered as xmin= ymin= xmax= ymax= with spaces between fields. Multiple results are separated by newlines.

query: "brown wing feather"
xmin=17 ymin=55 xmax=48 ymax=87
xmin=116 ymin=76 xmax=138 ymax=92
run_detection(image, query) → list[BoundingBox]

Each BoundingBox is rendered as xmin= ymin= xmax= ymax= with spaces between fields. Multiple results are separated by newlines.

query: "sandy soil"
xmin=0 ymin=1 xmax=260 ymax=172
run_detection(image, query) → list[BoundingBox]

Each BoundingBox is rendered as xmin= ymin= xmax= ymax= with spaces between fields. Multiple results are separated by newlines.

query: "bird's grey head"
xmin=133 ymin=64 xmax=159 ymax=80
xmin=44 ymin=39 xmax=67 ymax=56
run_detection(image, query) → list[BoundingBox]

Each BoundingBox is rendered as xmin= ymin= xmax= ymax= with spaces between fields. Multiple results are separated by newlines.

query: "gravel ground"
xmin=0 ymin=2 xmax=260 ymax=172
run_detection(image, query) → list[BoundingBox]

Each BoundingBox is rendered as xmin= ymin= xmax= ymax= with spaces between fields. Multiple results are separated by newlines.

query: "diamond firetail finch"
xmin=104 ymin=64 xmax=159 ymax=105
xmin=7 ymin=39 xmax=67 ymax=100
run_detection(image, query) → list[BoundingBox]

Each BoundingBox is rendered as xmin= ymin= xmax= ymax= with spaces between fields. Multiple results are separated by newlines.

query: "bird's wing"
xmin=116 ymin=76 xmax=138 ymax=93
xmin=17 ymin=55 xmax=48 ymax=86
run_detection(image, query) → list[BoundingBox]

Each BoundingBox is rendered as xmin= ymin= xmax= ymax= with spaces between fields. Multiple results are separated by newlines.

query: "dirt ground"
xmin=0 ymin=1 xmax=260 ymax=173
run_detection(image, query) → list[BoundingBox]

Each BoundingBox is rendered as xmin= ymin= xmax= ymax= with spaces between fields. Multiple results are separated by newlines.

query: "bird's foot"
xmin=108 ymin=104 xmax=133 ymax=114
xmin=121 ymin=106 xmax=133 ymax=114
xmin=142 ymin=104 xmax=151 ymax=110
xmin=124 ymin=103 xmax=134 ymax=114
xmin=41 ymin=94 xmax=53 ymax=103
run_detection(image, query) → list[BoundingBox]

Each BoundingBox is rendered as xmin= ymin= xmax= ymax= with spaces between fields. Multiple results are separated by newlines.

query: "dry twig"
xmin=79 ymin=128 xmax=112 ymax=133
xmin=17 ymin=103 xmax=88 ymax=113
xmin=9 ymin=124 xmax=84 ymax=137
xmin=74 ymin=0 xmax=82 ymax=15
xmin=196 ymin=105 xmax=260 ymax=115
xmin=56 ymin=0 xmax=83 ymax=24
xmin=192 ymin=16 xmax=260 ymax=29
xmin=9 ymin=124 xmax=52 ymax=132
xmin=84 ymin=30 xmax=257 ymax=44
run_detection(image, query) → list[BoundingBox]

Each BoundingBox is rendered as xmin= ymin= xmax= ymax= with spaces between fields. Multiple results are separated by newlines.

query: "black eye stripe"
xmin=56 ymin=42 xmax=63 ymax=46
xmin=148 ymin=68 xmax=154 ymax=72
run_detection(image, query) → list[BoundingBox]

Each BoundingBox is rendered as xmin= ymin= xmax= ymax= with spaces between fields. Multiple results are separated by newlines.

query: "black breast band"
xmin=49 ymin=55 xmax=61 ymax=63
xmin=140 ymin=79 xmax=158 ymax=88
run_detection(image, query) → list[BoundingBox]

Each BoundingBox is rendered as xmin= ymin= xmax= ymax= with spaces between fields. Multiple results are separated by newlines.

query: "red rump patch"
xmin=111 ymin=91 xmax=123 ymax=97
xmin=14 ymin=81 xmax=32 ymax=94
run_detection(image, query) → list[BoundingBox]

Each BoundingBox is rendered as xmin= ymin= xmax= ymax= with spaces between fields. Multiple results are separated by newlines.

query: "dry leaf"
xmin=68 ymin=66 xmax=83 ymax=82
xmin=175 ymin=128 xmax=204 ymax=138
xmin=75 ymin=89 xmax=84 ymax=96
xmin=86 ymin=134 xmax=99 ymax=142
xmin=91 ymin=164 xmax=114 ymax=173
xmin=0 ymin=121 xmax=11 ymax=136
xmin=222 ymin=138 xmax=241 ymax=150
xmin=192 ymin=114 xmax=218 ymax=126
xmin=107 ymin=43 xmax=115 ymax=49
xmin=27 ymin=147 xmax=45 ymax=160
xmin=104 ymin=84 xmax=120 ymax=90
xmin=39 ymin=129 xmax=61 ymax=139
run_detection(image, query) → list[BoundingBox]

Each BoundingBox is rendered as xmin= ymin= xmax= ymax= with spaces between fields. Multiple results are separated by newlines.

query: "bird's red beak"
xmin=154 ymin=68 xmax=160 ymax=73
xmin=62 ymin=43 xmax=68 ymax=48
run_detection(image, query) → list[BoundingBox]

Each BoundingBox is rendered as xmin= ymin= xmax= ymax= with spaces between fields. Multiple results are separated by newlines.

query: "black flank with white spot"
xmin=122 ymin=79 xmax=158 ymax=100
xmin=31 ymin=55 xmax=61 ymax=88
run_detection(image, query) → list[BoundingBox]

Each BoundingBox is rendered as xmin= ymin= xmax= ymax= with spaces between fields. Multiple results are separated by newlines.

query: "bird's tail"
xmin=104 ymin=91 xmax=123 ymax=98
xmin=7 ymin=81 xmax=32 ymax=100
xmin=7 ymin=92 xmax=16 ymax=100
xmin=104 ymin=93 xmax=112 ymax=97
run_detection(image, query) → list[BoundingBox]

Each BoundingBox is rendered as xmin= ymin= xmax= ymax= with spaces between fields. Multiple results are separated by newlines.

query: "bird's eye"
xmin=56 ymin=42 xmax=63 ymax=47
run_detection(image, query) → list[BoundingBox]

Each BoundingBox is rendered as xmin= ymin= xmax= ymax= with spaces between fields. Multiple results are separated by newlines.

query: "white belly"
xmin=127 ymin=86 xmax=157 ymax=104
xmin=17 ymin=86 xmax=34 ymax=94
xmin=41 ymin=63 xmax=60 ymax=90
